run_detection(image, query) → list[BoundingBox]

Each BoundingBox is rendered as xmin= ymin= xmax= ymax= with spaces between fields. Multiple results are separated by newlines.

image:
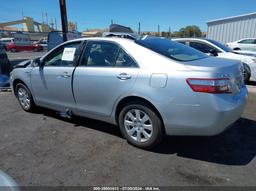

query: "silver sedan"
xmin=10 ymin=37 xmax=247 ymax=149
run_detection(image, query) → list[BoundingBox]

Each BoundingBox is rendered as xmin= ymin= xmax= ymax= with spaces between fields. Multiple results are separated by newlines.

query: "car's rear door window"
xmin=239 ymin=39 xmax=255 ymax=44
xmin=115 ymin=48 xmax=137 ymax=68
xmin=81 ymin=41 xmax=119 ymax=67
xmin=80 ymin=41 xmax=138 ymax=68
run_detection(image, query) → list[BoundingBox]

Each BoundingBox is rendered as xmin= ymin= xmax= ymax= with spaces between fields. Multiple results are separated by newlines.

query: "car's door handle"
xmin=117 ymin=73 xmax=132 ymax=80
xmin=60 ymin=72 xmax=71 ymax=78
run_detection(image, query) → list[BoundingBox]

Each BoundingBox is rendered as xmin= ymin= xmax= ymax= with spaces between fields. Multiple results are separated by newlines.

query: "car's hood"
xmin=13 ymin=60 xmax=32 ymax=69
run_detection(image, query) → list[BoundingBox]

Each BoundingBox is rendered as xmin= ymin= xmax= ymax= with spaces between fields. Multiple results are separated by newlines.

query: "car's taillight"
xmin=186 ymin=78 xmax=231 ymax=94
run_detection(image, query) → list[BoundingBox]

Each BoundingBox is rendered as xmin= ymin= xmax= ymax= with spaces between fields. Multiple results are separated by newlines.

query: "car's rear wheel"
xmin=243 ymin=63 xmax=251 ymax=84
xmin=244 ymin=73 xmax=251 ymax=84
xmin=119 ymin=103 xmax=163 ymax=149
xmin=15 ymin=83 xmax=37 ymax=112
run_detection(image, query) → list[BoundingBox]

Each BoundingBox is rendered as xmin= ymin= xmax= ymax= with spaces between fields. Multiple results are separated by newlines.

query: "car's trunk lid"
xmin=185 ymin=57 xmax=244 ymax=94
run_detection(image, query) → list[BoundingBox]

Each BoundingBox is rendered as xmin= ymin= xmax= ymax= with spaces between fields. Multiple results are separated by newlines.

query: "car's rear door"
xmin=73 ymin=40 xmax=139 ymax=117
xmin=31 ymin=41 xmax=83 ymax=111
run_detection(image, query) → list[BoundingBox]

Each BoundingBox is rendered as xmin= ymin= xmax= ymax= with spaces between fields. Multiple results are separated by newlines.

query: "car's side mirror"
xmin=209 ymin=49 xmax=218 ymax=57
xmin=33 ymin=58 xmax=44 ymax=67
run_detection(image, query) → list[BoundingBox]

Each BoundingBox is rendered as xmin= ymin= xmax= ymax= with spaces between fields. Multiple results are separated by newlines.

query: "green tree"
xmin=161 ymin=31 xmax=167 ymax=37
xmin=178 ymin=25 xmax=202 ymax=37
xmin=171 ymin=31 xmax=181 ymax=38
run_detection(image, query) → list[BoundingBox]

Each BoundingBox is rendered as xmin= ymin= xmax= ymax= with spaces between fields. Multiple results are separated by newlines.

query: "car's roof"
xmin=237 ymin=38 xmax=256 ymax=41
xmin=68 ymin=37 xmax=135 ymax=43
xmin=62 ymin=37 xmax=139 ymax=49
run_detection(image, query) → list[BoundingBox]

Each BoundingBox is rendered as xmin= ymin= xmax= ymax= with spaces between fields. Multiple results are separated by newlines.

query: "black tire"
xmin=233 ymin=48 xmax=241 ymax=51
xmin=118 ymin=102 xmax=163 ymax=149
xmin=244 ymin=73 xmax=251 ymax=84
xmin=15 ymin=83 xmax=37 ymax=112
xmin=242 ymin=63 xmax=251 ymax=84
xmin=10 ymin=48 xmax=16 ymax=53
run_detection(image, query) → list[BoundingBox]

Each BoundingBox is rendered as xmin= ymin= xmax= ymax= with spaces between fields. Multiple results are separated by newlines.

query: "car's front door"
xmin=73 ymin=40 xmax=139 ymax=117
xmin=31 ymin=41 xmax=83 ymax=111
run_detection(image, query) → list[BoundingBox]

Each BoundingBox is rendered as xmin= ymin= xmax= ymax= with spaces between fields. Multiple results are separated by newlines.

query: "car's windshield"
xmin=135 ymin=38 xmax=207 ymax=62
xmin=206 ymin=39 xmax=232 ymax=52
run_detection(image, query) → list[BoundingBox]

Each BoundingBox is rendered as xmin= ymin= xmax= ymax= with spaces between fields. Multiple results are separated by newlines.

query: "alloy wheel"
xmin=17 ymin=87 xmax=31 ymax=110
xmin=124 ymin=109 xmax=153 ymax=143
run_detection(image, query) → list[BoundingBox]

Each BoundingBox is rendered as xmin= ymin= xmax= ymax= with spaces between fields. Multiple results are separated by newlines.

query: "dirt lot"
xmin=0 ymin=85 xmax=255 ymax=187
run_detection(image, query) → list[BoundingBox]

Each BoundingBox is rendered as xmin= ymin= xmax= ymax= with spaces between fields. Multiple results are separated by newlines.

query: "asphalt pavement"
xmin=0 ymin=86 xmax=255 ymax=187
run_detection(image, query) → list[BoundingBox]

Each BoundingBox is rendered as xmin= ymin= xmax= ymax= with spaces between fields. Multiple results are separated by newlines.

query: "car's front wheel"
xmin=119 ymin=103 xmax=163 ymax=149
xmin=15 ymin=83 xmax=37 ymax=112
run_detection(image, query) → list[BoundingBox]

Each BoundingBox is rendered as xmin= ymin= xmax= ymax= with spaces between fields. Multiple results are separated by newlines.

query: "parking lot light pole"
xmin=59 ymin=0 xmax=68 ymax=42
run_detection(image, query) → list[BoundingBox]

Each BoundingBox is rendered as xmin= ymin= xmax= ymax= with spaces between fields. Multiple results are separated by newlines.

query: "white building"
xmin=207 ymin=12 xmax=256 ymax=44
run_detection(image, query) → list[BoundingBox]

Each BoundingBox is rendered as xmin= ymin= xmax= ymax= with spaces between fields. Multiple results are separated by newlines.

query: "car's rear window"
xmin=135 ymin=38 xmax=207 ymax=62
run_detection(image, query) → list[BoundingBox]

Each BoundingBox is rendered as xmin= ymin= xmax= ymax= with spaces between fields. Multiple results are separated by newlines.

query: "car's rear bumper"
xmin=161 ymin=86 xmax=248 ymax=136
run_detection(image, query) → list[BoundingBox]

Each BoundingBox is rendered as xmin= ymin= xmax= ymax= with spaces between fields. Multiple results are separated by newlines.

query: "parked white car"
xmin=227 ymin=38 xmax=256 ymax=51
xmin=173 ymin=38 xmax=256 ymax=82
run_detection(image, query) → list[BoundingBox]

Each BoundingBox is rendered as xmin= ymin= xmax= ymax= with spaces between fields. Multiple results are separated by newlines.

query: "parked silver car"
xmin=10 ymin=37 xmax=247 ymax=148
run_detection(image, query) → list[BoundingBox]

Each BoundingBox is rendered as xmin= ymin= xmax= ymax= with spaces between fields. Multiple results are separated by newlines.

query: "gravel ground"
xmin=0 ymin=84 xmax=255 ymax=187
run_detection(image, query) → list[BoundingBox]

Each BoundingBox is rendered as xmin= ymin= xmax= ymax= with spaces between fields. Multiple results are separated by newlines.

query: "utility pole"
xmin=50 ymin=18 xmax=54 ymax=30
xmin=45 ymin=12 xmax=48 ymax=25
xmin=138 ymin=22 xmax=141 ymax=35
xmin=59 ymin=0 xmax=68 ymax=42
xmin=42 ymin=12 xmax=45 ymax=24
xmin=168 ymin=26 xmax=171 ymax=38
xmin=55 ymin=18 xmax=58 ymax=30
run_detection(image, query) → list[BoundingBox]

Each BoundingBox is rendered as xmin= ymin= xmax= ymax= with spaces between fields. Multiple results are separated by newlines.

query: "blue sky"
xmin=0 ymin=0 xmax=255 ymax=32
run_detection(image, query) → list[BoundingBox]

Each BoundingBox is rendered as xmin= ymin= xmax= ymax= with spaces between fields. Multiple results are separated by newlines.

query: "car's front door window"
xmin=44 ymin=42 xmax=82 ymax=67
